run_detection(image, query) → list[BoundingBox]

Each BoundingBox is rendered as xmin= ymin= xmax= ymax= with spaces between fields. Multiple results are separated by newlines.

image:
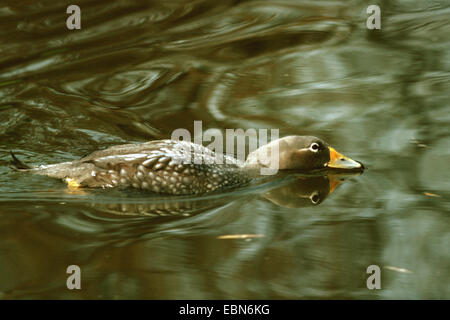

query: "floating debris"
xmin=424 ymin=192 xmax=441 ymax=198
xmin=383 ymin=266 xmax=413 ymax=274
xmin=217 ymin=234 xmax=264 ymax=240
xmin=410 ymin=138 xmax=428 ymax=148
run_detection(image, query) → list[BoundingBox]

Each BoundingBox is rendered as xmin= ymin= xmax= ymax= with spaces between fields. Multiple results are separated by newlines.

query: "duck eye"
xmin=309 ymin=142 xmax=320 ymax=152
xmin=309 ymin=191 xmax=320 ymax=204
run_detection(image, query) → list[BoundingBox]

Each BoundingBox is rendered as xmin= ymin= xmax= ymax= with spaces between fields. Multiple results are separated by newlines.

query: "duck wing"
xmin=77 ymin=140 xmax=248 ymax=194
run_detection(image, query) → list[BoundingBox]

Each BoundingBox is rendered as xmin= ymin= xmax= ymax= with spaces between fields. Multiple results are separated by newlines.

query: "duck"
xmin=10 ymin=136 xmax=363 ymax=195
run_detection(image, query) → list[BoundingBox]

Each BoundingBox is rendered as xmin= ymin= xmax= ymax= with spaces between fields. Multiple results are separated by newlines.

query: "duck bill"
xmin=327 ymin=147 xmax=363 ymax=170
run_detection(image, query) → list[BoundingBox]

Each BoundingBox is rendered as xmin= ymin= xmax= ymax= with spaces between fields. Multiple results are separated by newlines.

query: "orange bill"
xmin=327 ymin=147 xmax=363 ymax=170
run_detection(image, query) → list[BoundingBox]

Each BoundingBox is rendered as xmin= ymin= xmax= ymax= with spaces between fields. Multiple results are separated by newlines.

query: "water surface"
xmin=0 ymin=0 xmax=449 ymax=299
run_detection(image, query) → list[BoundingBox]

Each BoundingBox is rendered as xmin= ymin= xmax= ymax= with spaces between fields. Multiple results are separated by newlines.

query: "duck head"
xmin=244 ymin=135 xmax=363 ymax=171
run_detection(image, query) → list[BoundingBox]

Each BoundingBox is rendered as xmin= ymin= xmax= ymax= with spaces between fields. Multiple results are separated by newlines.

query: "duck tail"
xmin=9 ymin=151 xmax=32 ymax=171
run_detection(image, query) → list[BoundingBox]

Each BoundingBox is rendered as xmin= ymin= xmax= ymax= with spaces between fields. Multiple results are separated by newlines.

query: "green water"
xmin=0 ymin=0 xmax=448 ymax=299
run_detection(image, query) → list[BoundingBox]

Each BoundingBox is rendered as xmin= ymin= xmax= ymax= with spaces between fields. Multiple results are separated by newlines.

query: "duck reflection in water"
xmin=263 ymin=172 xmax=361 ymax=208
xmin=87 ymin=172 xmax=362 ymax=217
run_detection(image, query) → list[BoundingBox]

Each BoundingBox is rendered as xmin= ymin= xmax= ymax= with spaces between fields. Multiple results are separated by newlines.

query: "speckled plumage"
xmin=29 ymin=140 xmax=251 ymax=195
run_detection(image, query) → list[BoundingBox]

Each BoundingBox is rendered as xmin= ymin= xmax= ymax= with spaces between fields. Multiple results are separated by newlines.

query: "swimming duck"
xmin=10 ymin=136 xmax=363 ymax=195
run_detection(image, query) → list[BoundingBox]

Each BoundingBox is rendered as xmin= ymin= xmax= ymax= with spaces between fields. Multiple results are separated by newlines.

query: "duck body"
xmin=11 ymin=136 xmax=363 ymax=195
xmin=25 ymin=140 xmax=250 ymax=195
